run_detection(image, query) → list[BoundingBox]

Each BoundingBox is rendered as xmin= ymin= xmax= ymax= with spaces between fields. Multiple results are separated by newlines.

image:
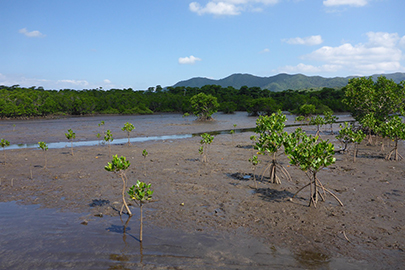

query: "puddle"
xmin=0 ymin=201 xmax=370 ymax=269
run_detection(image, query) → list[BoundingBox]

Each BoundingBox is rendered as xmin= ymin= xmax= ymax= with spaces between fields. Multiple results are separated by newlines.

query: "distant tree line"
xmin=0 ymin=83 xmax=350 ymax=118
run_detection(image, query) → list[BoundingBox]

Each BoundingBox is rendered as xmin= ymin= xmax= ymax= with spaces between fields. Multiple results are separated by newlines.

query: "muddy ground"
xmin=0 ymin=113 xmax=404 ymax=269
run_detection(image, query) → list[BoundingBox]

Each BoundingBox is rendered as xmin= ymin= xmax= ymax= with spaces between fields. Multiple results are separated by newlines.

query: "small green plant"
xmin=336 ymin=122 xmax=366 ymax=162
xmin=104 ymin=129 xmax=114 ymax=157
xmin=199 ymin=133 xmax=214 ymax=163
xmin=285 ymin=130 xmax=343 ymax=208
xmin=65 ymin=129 xmax=76 ymax=156
xmin=38 ymin=141 xmax=48 ymax=168
xmin=253 ymin=110 xmax=291 ymax=184
xmin=121 ymin=122 xmax=135 ymax=145
xmin=230 ymin=124 xmax=237 ymax=145
xmin=309 ymin=115 xmax=326 ymax=137
xmin=380 ymin=116 xmax=405 ymax=161
xmin=183 ymin=112 xmax=190 ymax=123
xmin=142 ymin=149 xmax=148 ymax=176
xmin=128 ymin=180 xmax=154 ymax=242
xmin=12 ymin=124 xmax=16 ymax=132
xmin=97 ymin=121 xmax=105 ymax=145
xmin=105 ymin=155 xmax=132 ymax=216
xmin=324 ymin=111 xmax=338 ymax=134
xmin=360 ymin=113 xmax=376 ymax=145
xmin=1 ymin=138 xmax=10 ymax=164
xmin=248 ymin=155 xmax=260 ymax=188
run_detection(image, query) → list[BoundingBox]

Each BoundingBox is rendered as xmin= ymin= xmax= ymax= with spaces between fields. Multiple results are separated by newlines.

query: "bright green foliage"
xmin=344 ymin=76 xmax=405 ymax=125
xmin=121 ymin=122 xmax=135 ymax=145
xmin=190 ymin=93 xmax=219 ymax=121
xmin=309 ymin=115 xmax=326 ymax=137
xmin=380 ymin=116 xmax=405 ymax=161
xmin=298 ymin=104 xmax=316 ymax=117
xmin=252 ymin=110 xmax=291 ymax=184
xmin=285 ymin=130 xmax=341 ymax=207
xmin=142 ymin=149 xmax=148 ymax=158
xmin=65 ymin=129 xmax=76 ymax=156
xmin=199 ymin=133 xmax=214 ymax=163
xmin=104 ymin=129 xmax=113 ymax=157
xmin=324 ymin=111 xmax=338 ymax=134
xmin=105 ymin=155 xmax=132 ymax=216
xmin=336 ymin=122 xmax=366 ymax=162
xmin=38 ymin=141 xmax=48 ymax=151
xmin=128 ymin=180 xmax=154 ymax=204
xmin=254 ymin=110 xmax=287 ymax=155
xmin=1 ymin=138 xmax=10 ymax=164
xmin=38 ymin=141 xmax=49 ymax=168
xmin=128 ymin=180 xmax=154 ymax=242
xmin=105 ymin=155 xmax=130 ymax=172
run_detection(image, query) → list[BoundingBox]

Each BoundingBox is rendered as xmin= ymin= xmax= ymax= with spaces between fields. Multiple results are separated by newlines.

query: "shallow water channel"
xmin=0 ymin=201 xmax=368 ymax=269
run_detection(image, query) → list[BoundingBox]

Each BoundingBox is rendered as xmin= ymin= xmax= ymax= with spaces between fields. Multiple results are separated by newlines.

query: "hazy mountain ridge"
xmin=172 ymin=72 xmax=405 ymax=91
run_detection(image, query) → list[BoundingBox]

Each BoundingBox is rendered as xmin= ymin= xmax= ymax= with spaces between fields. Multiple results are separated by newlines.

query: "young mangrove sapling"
xmin=105 ymin=155 xmax=132 ymax=216
xmin=285 ymin=130 xmax=343 ymax=208
xmin=1 ymin=138 xmax=10 ymax=164
xmin=121 ymin=122 xmax=135 ymax=146
xmin=252 ymin=110 xmax=291 ymax=184
xmin=128 ymin=180 xmax=154 ymax=242
xmin=199 ymin=133 xmax=214 ymax=163
xmin=38 ymin=141 xmax=48 ymax=168
xmin=65 ymin=129 xmax=76 ymax=156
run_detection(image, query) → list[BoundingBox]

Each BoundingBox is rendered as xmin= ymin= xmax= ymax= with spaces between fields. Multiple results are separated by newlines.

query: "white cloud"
xmin=284 ymin=35 xmax=323 ymax=46
xmin=19 ymin=28 xmax=46 ymax=38
xmin=323 ymin=0 xmax=368 ymax=7
xmin=57 ymin=79 xmax=89 ymax=87
xmin=178 ymin=55 xmax=202 ymax=64
xmin=189 ymin=0 xmax=279 ymax=16
xmin=277 ymin=32 xmax=405 ymax=75
xmin=103 ymin=79 xmax=112 ymax=84
xmin=260 ymin=48 xmax=270 ymax=53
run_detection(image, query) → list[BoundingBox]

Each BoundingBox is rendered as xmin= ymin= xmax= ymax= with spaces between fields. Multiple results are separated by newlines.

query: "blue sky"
xmin=1 ymin=0 xmax=404 ymax=90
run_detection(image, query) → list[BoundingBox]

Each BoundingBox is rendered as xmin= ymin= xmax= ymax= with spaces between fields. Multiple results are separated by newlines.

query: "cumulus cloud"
xmin=103 ymin=79 xmax=112 ymax=84
xmin=260 ymin=48 xmax=270 ymax=53
xmin=189 ymin=0 xmax=279 ymax=16
xmin=283 ymin=35 xmax=323 ymax=46
xmin=323 ymin=0 xmax=368 ymax=6
xmin=19 ymin=28 xmax=46 ymax=38
xmin=277 ymin=32 xmax=405 ymax=75
xmin=178 ymin=55 xmax=202 ymax=64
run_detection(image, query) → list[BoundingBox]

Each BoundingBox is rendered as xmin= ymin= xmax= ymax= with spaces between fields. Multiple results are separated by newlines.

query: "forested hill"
xmin=172 ymin=72 xmax=405 ymax=91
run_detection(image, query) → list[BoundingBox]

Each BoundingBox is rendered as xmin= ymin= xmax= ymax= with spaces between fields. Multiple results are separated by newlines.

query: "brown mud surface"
xmin=1 ymin=112 xmax=404 ymax=269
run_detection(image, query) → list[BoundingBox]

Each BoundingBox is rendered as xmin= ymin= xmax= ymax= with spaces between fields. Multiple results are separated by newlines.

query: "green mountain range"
xmin=171 ymin=72 xmax=405 ymax=91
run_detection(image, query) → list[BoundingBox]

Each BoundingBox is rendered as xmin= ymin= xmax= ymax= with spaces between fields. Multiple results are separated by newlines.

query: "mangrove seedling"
xmin=105 ymin=155 xmax=132 ymax=216
xmin=324 ymin=111 xmax=338 ymax=134
xmin=65 ymin=129 xmax=76 ymax=156
xmin=104 ymin=129 xmax=113 ymax=157
xmin=142 ymin=149 xmax=148 ymax=176
xmin=248 ymin=155 xmax=260 ymax=188
xmin=199 ymin=133 xmax=214 ymax=163
xmin=128 ymin=180 xmax=154 ymax=242
xmin=336 ymin=122 xmax=366 ymax=162
xmin=253 ymin=110 xmax=291 ymax=184
xmin=360 ymin=113 xmax=376 ymax=145
xmin=1 ymin=138 xmax=10 ymax=164
xmin=97 ymin=121 xmax=105 ymax=145
xmin=121 ymin=122 xmax=135 ymax=145
xmin=381 ymin=116 xmax=405 ymax=161
xmin=309 ymin=115 xmax=326 ymax=137
xmin=38 ymin=141 xmax=48 ymax=168
xmin=285 ymin=131 xmax=343 ymax=208
xmin=12 ymin=124 xmax=16 ymax=131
